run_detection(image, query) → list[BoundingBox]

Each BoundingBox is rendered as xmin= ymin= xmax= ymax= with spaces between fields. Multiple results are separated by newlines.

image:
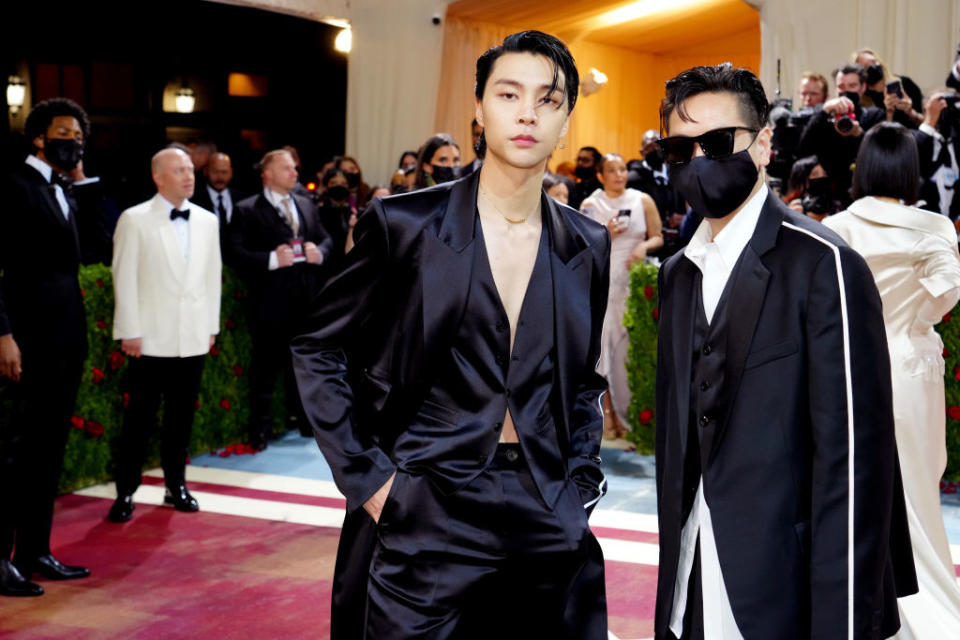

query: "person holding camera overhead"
xmin=824 ymin=121 xmax=960 ymax=639
xmin=580 ymin=153 xmax=662 ymax=439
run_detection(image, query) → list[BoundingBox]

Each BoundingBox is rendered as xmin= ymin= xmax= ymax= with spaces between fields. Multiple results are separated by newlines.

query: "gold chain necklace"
xmin=479 ymin=187 xmax=538 ymax=224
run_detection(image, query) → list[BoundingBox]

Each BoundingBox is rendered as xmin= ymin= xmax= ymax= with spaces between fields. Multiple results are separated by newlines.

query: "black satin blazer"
xmin=290 ymin=170 xmax=611 ymax=514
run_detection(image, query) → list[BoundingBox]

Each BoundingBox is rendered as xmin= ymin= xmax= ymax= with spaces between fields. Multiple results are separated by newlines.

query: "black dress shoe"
xmin=0 ymin=559 xmax=43 ymax=597
xmin=107 ymin=493 xmax=135 ymax=523
xmin=164 ymin=485 xmax=200 ymax=512
xmin=19 ymin=554 xmax=90 ymax=581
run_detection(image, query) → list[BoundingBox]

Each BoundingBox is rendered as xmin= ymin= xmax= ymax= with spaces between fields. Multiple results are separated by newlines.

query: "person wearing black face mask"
xmin=569 ymin=145 xmax=603 ymax=209
xmin=317 ymin=168 xmax=357 ymax=268
xmin=628 ymin=129 xmax=685 ymax=256
xmin=653 ymin=63 xmax=915 ymax=640
xmin=413 ymin=132 xmax=462 ymax=190
xmin=0 ymin=98 xmax=113 ymax=597
xmin=334 ymin=156 xmax=371 ymax=210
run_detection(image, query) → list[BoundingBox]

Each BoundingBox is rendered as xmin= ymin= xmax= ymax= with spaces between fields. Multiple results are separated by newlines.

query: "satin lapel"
xmin=421 ymin=174 xmax=478 ymax=370
xmin=666 ymin=259 xmax=698 ymax=458
xmin=547 ymin=196 xmax=593 ymax=437
xmin=155 ymin=197 xmax=188 ymax=282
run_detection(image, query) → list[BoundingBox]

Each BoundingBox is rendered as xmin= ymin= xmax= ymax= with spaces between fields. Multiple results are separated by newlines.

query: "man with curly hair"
xmin=0 ymin=97 xmax=108 ymax=596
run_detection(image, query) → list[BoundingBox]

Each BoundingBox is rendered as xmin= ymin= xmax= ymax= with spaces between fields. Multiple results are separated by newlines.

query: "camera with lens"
xmin=940 ymin=93 xmax=959 ymax=138
xmin=832 ymin=113 xmax=855 ymax=133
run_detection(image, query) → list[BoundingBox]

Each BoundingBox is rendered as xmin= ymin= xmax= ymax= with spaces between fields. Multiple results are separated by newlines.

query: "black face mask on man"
xmin=431 ymin=165 xmax=460 ymax=184
xmin=670 ymin=150 xmax=759 ymax=219
xmin=44 ymin=138 xmax=84 ymax=171
xmin=574 ymin=165 xmax=595 ymax=181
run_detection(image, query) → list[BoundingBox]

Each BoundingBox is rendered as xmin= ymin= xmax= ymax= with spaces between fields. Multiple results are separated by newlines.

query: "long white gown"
xmin=824 ymin=197 xmax=960 ymax=639
xmin=579 ymin=187 xmax=647 ymax=426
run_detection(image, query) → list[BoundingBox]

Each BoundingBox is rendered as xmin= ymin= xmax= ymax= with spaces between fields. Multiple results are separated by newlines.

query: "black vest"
xmin=392 ymin=215 xmax=556 ymax=496
xmin=682 ymin=268 xmax=734 ymax=519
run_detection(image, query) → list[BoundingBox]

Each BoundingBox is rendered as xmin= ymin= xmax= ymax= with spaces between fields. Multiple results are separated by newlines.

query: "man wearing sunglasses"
xmin=653 ymin=64 xmax=916 ymax=639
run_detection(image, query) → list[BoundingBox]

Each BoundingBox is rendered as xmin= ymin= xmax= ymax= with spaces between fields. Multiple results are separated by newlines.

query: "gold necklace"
xmin=479 ymin=188 xmax=538 ymax=224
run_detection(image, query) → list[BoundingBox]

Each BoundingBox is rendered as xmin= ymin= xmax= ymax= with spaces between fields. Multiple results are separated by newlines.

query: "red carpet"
xmin=0 ymin=489 xmax=655 ymax=639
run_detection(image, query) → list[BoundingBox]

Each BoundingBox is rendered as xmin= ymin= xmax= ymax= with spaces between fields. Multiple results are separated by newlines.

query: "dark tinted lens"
xmin=698 ymin=128 xmax=737 ymax=158
xmin=658 ymin=137 xmax=695 ymax=165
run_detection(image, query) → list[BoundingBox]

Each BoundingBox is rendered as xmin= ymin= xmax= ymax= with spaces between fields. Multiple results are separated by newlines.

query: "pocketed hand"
xmin=363 ymin=471 xmax=397 ymax=524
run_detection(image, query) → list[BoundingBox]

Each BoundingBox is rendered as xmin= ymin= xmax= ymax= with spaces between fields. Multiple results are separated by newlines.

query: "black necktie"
xmin=170 ymin=208 xmax=190 ymax=221
xmin=51 ymin=172 xmax=74 ymax=194
xmin=217 ymin=193 xmax=227 ymax=219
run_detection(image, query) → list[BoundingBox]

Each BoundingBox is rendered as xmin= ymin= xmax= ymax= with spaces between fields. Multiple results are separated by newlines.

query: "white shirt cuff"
xmin=73 ymin=176 xmax=100 ymax=186
xmin=268 ymin=251 xmax=278 ymax=270
xmin=919 ymin=122 xmax=943 ymax=141
xmin=953 ymin=63 xmax=960 ymax=82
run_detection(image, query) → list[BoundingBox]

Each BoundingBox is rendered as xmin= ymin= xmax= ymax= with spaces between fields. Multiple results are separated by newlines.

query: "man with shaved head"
xmin=106 ymin=147 xmax=222 ymax=523
xmin=628 ymin=128 xmax=686 ymax=256
xmin=193 ymin=152 xmax=243 ymax=230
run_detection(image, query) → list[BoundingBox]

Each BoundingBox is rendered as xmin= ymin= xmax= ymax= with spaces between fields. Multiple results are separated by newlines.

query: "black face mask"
xmin=430 ymin=165 xmax=460 ymax=184
xmin=670 ymin=150 xmax=759 ymax=219
xmin=865 ymin=63 xmax=884 ymax=86
xmin=344 ymin=172 xmax=361 ymax=188
xmin=326 ymin=185 xmax=349 ymax=202
xmin=806 ymin=176 xmax=831 ymax=197
xmin=574 ymin=165 xmax=595 ymax=181
xmin=644 ymin=150 xmax=663 ymax=171
xmin=44 ymin=138 xmax=83 ymax=171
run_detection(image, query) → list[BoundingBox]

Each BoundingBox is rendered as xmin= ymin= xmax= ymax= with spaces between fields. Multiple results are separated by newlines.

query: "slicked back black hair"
xmin=851 ymin=122 xmax=920 ymax=204
xmin=25 ymin=97 xmax=91 ymax=143
xmin=661 ymin=63 xmax=770 ymax=134
xmin=475 ymin=30 xmax=579 ymax=113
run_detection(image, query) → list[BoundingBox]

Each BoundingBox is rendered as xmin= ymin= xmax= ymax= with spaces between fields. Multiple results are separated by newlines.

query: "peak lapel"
xmin=155 ymin=196 xmax=188 ymax=282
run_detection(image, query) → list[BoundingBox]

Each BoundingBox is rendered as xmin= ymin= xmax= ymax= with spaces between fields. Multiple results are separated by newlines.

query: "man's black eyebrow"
xmin=493 ymin=78 xmax=564 ymax=92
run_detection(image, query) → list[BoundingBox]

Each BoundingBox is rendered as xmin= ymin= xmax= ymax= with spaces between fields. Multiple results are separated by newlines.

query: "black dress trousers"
xmin=0 ymin=351 xmax=83 ymax=562
xmin=113 ymin=355 xmax=205 ymax=493
xmin=364 ymin=444 xmax=606 ymax=640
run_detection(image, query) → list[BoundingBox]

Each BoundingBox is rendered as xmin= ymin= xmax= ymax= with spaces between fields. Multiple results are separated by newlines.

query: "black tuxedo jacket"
xmin=654 ymin=194 xmax=916 ymax=639
xmin=290 ymin=169 xmax=611 ymax=514
xmin=0 ymin=163 xmax=108 ymax=359
xmin=192 ymin=182 xmax=244 ymax=228
xmin=226 ymin=191 xmax=333 ymax=333
xmin=912 ymin=127 xmax=960 ymax=220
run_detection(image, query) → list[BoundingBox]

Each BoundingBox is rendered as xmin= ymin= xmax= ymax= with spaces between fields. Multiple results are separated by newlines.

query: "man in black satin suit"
xmin=0 ymin=98 xmax=109 ymax=596
xmin=228 ymin=149 xmax=332 ymax=450
xmin=291 ymin=31 xmax=610 ymax=640
xmin=652 ymin=64 xmax=916 ymax=639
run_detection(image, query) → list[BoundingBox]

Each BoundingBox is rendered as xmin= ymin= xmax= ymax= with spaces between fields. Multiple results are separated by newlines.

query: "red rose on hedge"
xmin=233 ymin=365 xmax=243 ymax=377
xmin=96 ymin=319 xmax=107 ymax=330
xmin=219 ymin=398 xmax=231 ymax=411
xmin=195 ymin=399 xmax=202 ymax=409
xmin=955 ymin=367 xmax=960 ymax=382
xmin=123 ymin=392 xmax=130 ymax=408
xmin=639 ymin=409 xmax=653 ymax=425
xmin=70 ymin=415 xmax=85 ymax=430
xmin=644 ymin=286 xmax=654 ymax=300
xmin=210 ymin=346 xmax=220 ymax=357
xmin=109 ymin=350 xmax=125 ymax=370
xmin=91 ymin=368 xmax=105 ymax=384
xmin=652 ymin=308 xmax=659 ymax=321
xmin=234 ymin=289 xmax=243 ymax=300
xmin=949 ymin=406 xmax=960 ymax=421
xmin=225 ymin=318 xmax=236 ymax=330
xmin=943 ymin=312 xmax=952 ymax=324
xmin=96 ymin=279 xmax=104 ymax=289
xmin=84 ymin=420 xmax=105 ymax=437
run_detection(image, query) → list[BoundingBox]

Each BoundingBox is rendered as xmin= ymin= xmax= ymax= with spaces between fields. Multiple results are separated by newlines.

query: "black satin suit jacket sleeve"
xmin=289 ymin=199 xmax=397 ymax=513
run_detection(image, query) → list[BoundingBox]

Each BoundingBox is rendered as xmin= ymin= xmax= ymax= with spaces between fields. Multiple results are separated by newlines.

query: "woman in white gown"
xmin=579 ymin=153 xmax=663 ymax=438
xmin=824 ymin=122 xmax=960 ymax=639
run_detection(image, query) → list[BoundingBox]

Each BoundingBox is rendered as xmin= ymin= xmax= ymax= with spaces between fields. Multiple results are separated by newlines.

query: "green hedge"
xmin=0 ymin=266 xmax=289 ymax=494
xmin=624 ymin=263 xmax=960 ymax=480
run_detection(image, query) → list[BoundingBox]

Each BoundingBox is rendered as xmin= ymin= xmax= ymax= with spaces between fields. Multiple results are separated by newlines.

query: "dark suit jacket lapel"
xmin=421 ymin=173 xmax=478 ymax=371
xmin=705 ymin=193 xmax=781 ymax=462
xmin=291 ymin=193 xmax=313 ymax=238
xmin=254 ymin=193 xmax=288 ymax=234
xmin=547 ymin=194 xmax=593 ymax=438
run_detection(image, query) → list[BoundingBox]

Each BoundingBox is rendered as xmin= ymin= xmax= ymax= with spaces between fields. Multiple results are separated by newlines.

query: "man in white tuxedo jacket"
xmin=106 ymin=148 xmax=221 ymax=523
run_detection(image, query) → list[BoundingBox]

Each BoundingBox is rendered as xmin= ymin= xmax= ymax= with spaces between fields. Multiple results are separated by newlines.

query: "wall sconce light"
xmin=335 ymin=27 xmax=352 ymax=54
xmin=7 ymin=75 xmax=26 ymax=115
xmin=580 ymin=68 xmax=608 ymax=97
xmin=175 ymin=85 xmax=196 ymax=113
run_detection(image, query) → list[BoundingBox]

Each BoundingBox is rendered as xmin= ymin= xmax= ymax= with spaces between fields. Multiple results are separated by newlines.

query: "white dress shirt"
xmin=159 ymin=194 xmax=191 ymax=259
xmin=264 ymin=187 xmax=301 ymax=271
xmin=206 ymin=184 xmax=234 ymax=224
xmin=669 ymin=184 xmax=767 ymax=640
xmin=918 ymin=122 xmax=958 ymax=216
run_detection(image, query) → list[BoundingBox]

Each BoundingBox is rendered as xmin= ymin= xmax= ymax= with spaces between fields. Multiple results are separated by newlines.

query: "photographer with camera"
xmin=798 ymin=62 xmax=885 ymax=197
xmin=914 ymin=90 xmax=959 ymax=219
xmin=853 ymin=48 xmax=923 ymax=128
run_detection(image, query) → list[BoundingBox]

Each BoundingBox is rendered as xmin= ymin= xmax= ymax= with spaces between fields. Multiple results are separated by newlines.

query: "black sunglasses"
xmin=657 ymin=126 xmax=759 ymax=165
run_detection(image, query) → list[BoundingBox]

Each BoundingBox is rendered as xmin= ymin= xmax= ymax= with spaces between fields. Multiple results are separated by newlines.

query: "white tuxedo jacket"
xmin=112 ymin=194 xmax=221 ymax=357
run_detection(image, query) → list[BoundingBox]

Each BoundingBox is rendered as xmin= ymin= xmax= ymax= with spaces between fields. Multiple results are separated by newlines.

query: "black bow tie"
xmin=170 ymin=208 xmax=190 ymax=221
